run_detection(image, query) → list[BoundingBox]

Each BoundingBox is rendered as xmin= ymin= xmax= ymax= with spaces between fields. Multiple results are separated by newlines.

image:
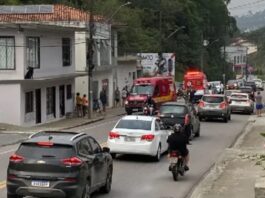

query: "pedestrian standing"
xmin=122 ymin=86 xmax=128 ymax=107
xmin=255 ymin=91 xmax=263 ymax=117
xmin=82 ymin=94 xmax=88 ymax=117
xmin=75 ymin=93 xmax=83 ymax=117
xmin=100 ymin=88 xmax=107 ymax=112
xmin=114 ymin=87 xmax=121 ymax=107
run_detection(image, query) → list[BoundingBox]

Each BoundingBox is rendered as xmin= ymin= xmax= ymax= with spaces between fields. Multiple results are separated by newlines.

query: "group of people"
xmin=114 ymin=86 xmax=130 ymax=107
xmin=75 ymin=93 xmax=89 ymax=117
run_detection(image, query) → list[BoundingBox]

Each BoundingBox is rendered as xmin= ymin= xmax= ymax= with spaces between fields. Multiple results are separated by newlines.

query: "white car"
xmin=254 ymin=79 xmax=264 ymax=91
xmin=107 ymin=115 xmax=171 ymax=161
xmin=230 ymin=93 xmax=254 ymax=114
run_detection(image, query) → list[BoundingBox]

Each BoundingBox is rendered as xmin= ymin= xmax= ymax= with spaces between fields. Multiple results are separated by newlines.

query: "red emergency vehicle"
xmin=183 ymin=70 xmax=207 ymax=91
xmin=125 ymin=76 xmax=176 ymax=115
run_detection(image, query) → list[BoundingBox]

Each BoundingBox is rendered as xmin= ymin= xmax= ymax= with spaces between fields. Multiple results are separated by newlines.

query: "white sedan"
xmin=107 ymin=115 xmax=171 ymax=161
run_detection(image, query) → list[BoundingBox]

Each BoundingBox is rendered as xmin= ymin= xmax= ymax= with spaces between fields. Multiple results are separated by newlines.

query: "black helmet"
xmin=173 ymin=124 xmax=182 ymax=133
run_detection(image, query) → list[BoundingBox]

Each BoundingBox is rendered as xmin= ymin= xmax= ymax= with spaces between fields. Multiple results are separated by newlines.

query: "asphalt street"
xmin=0 ymin=111 xmax=250 ymax=198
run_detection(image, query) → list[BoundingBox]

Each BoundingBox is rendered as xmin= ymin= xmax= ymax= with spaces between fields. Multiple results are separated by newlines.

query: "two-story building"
xmin=0 ymin=4 xmax=97 ymax=126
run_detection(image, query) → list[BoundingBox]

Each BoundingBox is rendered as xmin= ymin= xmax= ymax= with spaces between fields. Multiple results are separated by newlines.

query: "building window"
xmin=66 ymin=84 xmax=72 ymax=99
xmin=234 ymin=56 xmax=236 ymax=64
xmin=243 ymin=56 xmax=246 ymax=63
xmin=25 ymin=91 xmax=34 ymax=113
xmin=0 ymin=37 xmax=15 ymax=70
xmin=27 ymin=37 xmax=40 ymax=69
xmin=62 ymin=38 xmax=71 ymax=66
xmin=237 ymin=56 xmax=240 ymax=64
xmin=46 ymin=87 xmax=56 ymax=116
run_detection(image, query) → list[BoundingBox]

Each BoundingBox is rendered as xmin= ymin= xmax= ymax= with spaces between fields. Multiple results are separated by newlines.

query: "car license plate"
xmin=125 ymin=137 xmax=135 ymax=142
xmin=132 ymin=108 xmax=138 ymax=111
xmin=170 ymin=157 xmax=178 ymax=163
xmin=31 ymin=180 xmax=50 ymax=188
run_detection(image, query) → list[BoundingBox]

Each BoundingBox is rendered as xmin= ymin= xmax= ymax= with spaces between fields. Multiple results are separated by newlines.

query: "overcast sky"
xmin=228 ymin=0 xmax=265 ymax=16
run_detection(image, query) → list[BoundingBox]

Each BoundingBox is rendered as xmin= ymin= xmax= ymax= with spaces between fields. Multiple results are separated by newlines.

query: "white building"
xmin=225 ymin=38 xmax=257 ymax=76
xmin=75 ymin=23 xmax=138 ymax=108
xmin=0 ymin=4 xmax=90 ymax=126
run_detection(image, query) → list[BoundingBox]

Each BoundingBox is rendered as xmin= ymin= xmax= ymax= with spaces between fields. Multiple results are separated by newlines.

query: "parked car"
xmin=158 ymin=102 xmax=200 ymax=137
xmin=7 ymin=131 xmax=113 ymax=198
xmin=197 ymin=94 xmax=231 ymax=122
xmin=226 ymin=80 xmax=239 ymax=90
xmin=236 ymin=79 xmax=245 ymax=87
xmin=244 ymin=81 xmax=257 ymax=92
xmin=230 ymin=93 xmax=254 ymax=114
xmin=107 ymin=115 xmax=171 ymax=161
xmin=240 ymin=86 xmax=255 ymax=101
xmin=253 ymin=79 xmax=264 ymax=91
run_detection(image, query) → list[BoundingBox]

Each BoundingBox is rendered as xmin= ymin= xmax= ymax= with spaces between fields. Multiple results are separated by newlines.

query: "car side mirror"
xmin=102 ymin=147 xmax=110 ymax=153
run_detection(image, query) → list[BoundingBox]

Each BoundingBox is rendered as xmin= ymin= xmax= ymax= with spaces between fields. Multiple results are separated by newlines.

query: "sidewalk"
xmin=190 ymin=114 xmax=265 ymax=198
xmin=0 ymin=107 xmax=125 ymax=146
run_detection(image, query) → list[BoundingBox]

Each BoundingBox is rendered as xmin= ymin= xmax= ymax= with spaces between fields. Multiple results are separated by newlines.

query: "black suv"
xmin=7 ymin=131 xmax=113 ymax=198
xmin=158 ymin=102 xmax=201 ymax=138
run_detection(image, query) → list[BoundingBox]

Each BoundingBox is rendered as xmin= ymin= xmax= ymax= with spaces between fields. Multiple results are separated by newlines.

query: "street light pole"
xmin=166 ymin=26 xmax=185 ymax=40
xmin=245 ymin=47 xmax=248 ymax=81
xmin=87 ymin=0 xmax=95 ymax=119
xmin=107 ymin=2 xmax=132 ymax=23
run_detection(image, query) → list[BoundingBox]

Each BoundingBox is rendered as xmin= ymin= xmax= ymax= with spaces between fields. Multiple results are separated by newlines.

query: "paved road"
xmin=0 ymin=112 xmax=250 ymax=198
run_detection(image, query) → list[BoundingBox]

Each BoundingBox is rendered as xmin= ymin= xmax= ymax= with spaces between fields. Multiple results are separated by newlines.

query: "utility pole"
xmin=159 ymin=0 xmax=162 ymax=50
xmin=87 ymin=0 xmax=95 ymax=119
xmin=245 ymin=47 xmax=248 ymax=81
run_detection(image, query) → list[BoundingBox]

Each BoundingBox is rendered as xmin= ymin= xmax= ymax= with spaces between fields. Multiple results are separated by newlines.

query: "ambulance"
xmin=125 ymin=76 xmax=176 ymax=115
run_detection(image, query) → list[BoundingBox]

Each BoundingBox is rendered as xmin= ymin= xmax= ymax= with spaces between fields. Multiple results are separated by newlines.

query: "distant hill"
xmin=236 ymin=10 xmax=265 ymax=32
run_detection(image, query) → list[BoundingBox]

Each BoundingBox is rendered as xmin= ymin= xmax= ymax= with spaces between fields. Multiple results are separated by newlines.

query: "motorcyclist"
xmin=144 ymin=95 xmax=156 ymax=114
xmin=167 ymin=124 xmax=190 ymax=171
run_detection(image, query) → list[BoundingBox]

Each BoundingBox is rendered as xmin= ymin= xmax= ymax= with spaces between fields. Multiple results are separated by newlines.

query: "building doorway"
xmin=59 ymin=85 xmax=65 ymax=117
xmin=35 ymin=89 xmax=41 ymax=124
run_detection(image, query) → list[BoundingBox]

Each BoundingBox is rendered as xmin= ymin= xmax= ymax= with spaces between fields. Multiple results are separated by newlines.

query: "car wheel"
xmin=126 ymin=109 xmax=132 ymax=115
xmin=195 ymin=124 xmax=200 ymax=137
xmin=154 ymin=145 xmax=161 ymax=162
xmin=7 ymin=195 xmax=23 ymax=198
xmin=101 ymin=166 xmax=113 ymax=193
xmin=81 ymin=184 xmax=91 ymax=198
xmin=228 ymin=114 xmax=231 ymax=121
xmin=111 ymin=153 xmax=116 ymax=159
xmin=223 ymin=115 xmax=228 ymax=123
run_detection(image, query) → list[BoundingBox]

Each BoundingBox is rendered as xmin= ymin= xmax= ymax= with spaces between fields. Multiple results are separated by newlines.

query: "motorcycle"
xmin=143 ymin=104 xmax=154 ymax=116
xmin=169 ymin=151 xmax=186 ymax=181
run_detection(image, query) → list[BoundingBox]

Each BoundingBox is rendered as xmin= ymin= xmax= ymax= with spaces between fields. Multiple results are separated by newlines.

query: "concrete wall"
xmin=116 ymin=62 xmax=137 ymax=91
xmin=0 ymin=84 xmax=21 ymax=125
xmin=20 ymin=79 xmax=75 ymax=126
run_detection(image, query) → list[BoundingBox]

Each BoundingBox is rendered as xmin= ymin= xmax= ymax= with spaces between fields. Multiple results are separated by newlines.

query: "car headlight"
xmin=125 ymin=100 xmax=129 ymax=105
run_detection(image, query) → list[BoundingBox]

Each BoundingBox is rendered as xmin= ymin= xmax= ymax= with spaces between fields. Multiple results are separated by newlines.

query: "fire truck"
xmin=125 ymin=76 xmax=176 ymax=115
xmin=183 ymin=70 xmax=208 ymax=91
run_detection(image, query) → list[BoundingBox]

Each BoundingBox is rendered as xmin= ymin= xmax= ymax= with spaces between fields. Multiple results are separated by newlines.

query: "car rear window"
xmin=202 ymin=96 xmax=224 ymax=103
xmin=231 ymin=94 xmax=248 ymax=100
xmin=116 ymin=120 xmax=152 ymax=130
xmin=16 ymin=143 xmax=75 ymax=159
xmin=240 ymin=88 xmax=252 ymax=93
xmin=160 ymin=105 xmax=186 ymax=115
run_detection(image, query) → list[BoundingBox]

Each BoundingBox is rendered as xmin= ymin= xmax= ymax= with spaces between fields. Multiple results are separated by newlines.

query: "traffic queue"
xmin=5 ymin=72 xmax=263 ymax=198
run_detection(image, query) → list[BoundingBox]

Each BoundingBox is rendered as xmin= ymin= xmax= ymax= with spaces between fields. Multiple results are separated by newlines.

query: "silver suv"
xmin=197 ymin=94 xmax=231 ymax=122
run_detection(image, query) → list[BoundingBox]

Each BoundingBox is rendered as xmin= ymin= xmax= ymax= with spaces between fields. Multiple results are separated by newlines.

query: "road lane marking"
xmin=0 ymin=181 xmax=6 ymax=189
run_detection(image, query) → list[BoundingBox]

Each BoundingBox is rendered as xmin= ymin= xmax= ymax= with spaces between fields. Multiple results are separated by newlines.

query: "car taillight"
xmin=37 ymin=141 xmax=54 ymax=147
xmin=170 ymin=151 xmax=179 ymax=157
xmin=141 ymin=134 xmax=155 ymax=141
xmin=198 ymin=101 xmax=205 ymax=108
xmin=9 ymin=154 xmax=24 ymax=163
xmin=109 ymin=131 xmax=120 ymax=139
xmin=184 ymin=114 xmax=190 ymax=125
xmin=7 ymin=174 xmax=17 ymax=180
xmin=62 ymin=157 xmax=83 ymax=167
xmin=64 ymin=177 xmax=78 ymax=182
xmin=219 ymin=102 xmax=226 ymax=109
